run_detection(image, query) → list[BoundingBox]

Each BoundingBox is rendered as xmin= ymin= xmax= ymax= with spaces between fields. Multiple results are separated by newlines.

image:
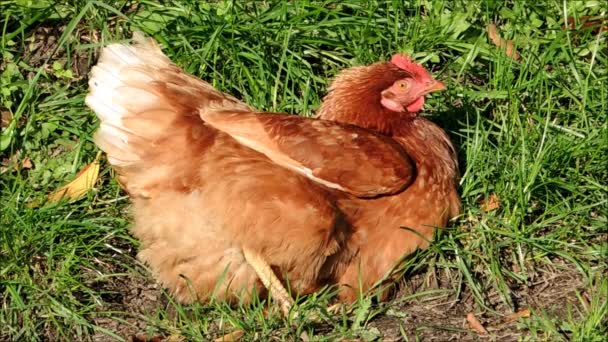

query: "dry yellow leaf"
xmin=487 ymin=23 xmax=520 ymax=60
xmin=480 ymin=193 xmax=501 ymax=212
xmin=213 ymin=330 xmax=244 ymax=342
xmin=466 ymin=312 xmax=488 ymax=335
xmin=47 ymin=151 xmax=101 ymax=203
xmin=21 ymin=157 xmax=33 ymax=170
xmin=505 ymin=309 xmax=531 ymax=323
xmin=165 ymin=334 xmax=186 ymax=342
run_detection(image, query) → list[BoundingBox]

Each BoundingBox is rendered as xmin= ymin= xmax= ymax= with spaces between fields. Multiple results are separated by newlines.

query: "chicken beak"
xmin=425 ymin=80 xmax=446 ymax=94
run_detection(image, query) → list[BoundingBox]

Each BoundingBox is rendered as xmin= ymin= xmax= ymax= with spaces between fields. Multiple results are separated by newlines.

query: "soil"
xmin=368 ymin=268 xmax=586 ymax=341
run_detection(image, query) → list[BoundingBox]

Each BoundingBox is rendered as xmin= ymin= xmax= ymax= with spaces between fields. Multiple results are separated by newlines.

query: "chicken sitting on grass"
xmin=86 ymin=32 xmax=460 ymax=314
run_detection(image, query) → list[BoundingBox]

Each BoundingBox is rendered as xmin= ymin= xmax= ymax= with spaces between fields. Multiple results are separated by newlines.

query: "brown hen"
xmin=86 ymin=33 xmax=460 ymax=310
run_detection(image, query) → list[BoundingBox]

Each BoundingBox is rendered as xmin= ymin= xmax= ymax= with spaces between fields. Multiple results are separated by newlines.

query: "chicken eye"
xmin=398 ymin=81 xmax=409 ymax=90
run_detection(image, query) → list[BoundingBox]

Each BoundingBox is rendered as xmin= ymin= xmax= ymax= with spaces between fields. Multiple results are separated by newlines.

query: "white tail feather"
xmin=86 ymin=32 xmax=252 ymax=175
xmin=86 ymin=33 xmax=173 ymax=167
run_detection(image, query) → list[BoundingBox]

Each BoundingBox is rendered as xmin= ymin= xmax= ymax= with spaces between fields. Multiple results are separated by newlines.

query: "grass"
xmin=1 ymin=0 xmax=606 ymax=340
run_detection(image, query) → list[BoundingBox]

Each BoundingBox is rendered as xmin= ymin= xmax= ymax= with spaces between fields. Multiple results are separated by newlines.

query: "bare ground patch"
xmin=367 ymin=265 xmax=591 ymax=341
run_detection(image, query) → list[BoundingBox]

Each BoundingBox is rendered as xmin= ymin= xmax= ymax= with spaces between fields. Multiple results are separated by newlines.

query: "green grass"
xmin=1 ymin=0 xmax=607 ymax=341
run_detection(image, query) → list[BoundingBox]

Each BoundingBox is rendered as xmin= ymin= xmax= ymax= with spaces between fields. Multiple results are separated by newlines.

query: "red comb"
xmin=390 ymin=54 xmax=431 ymax=80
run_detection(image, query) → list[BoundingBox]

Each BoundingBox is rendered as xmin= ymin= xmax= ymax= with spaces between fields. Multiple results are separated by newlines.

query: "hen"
xmin=86 ymin=33 xmax=460 ymax=311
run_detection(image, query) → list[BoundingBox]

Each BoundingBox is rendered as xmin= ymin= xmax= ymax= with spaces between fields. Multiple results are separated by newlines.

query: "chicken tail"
xmin=86 ymin=32 xmax=251 ymax=196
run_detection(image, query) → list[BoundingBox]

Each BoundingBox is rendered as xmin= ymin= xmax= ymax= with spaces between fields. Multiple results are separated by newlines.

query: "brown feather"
xmin=200 ymin=110 xmax=415 ymax=197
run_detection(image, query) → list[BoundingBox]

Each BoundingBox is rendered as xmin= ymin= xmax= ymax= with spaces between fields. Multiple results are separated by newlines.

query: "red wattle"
xmin=406 ymin=97 xmax=425 ymax=113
